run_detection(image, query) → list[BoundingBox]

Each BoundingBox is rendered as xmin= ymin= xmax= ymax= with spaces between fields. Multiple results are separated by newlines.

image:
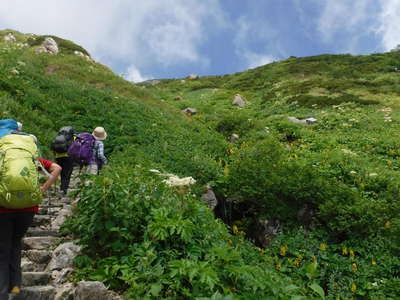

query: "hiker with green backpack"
xmin=0 ymin=119 xmax=61 ymax=299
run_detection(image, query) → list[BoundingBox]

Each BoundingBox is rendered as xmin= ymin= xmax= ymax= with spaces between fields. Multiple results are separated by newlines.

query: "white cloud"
xmin=234 ymin=16 xmax=278 ymax=69
xmin=125 ymin=65 xmax=148 ymax=83
xmin=0 ymin=0 xmax=226 ymax=75
xmin=317 ymin=0 xmax=372 ymax=43
xmin=245 ymin=52 xmax=276 ymax=69
xmin=377 ymin=0 xmax=400 ymax=51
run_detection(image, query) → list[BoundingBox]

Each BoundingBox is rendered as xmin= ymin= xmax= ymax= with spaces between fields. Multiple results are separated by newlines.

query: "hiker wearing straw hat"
xmin=86 ymin=126 xmax=108 ymax=175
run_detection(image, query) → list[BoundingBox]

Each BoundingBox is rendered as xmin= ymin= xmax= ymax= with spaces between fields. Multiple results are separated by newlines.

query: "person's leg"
xmin=62 ymin=157 xmax=74 ymax=193
xmin=0 ymin=213 xmax=13 ymax=300
xmin=86 ymin=163 xmax=98 ymax=175
xmin=9 ymin=212 xmax=34 ymax=290
xmin=56 ymin=157 xmax=68 ymax=194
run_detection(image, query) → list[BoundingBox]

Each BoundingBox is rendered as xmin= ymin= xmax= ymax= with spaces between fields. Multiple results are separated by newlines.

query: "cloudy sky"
xmin=0 ymin=0 xmax=399 ymax=82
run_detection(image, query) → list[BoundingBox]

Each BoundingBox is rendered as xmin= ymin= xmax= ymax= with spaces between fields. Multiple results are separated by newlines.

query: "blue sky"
xmin=0 ymin=0 xmax=399 ymax=82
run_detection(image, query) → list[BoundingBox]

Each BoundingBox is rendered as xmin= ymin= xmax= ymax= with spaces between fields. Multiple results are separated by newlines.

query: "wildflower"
xmin=223 ymin=166 xmax=230 ymax=176
xmin=352 ymin=263 xmax=357 ymax=272
xmin=280 ymin=245 xmax=288 ymax=256
xmin=385 ymin=221 xmax=391 ymax=229
xmin=342 ymin=247 xmax=348 ymax=255
xmin=319 ymin=243 xmax=327 ymax=251
xmin=351 ymin=282 xmax=357 ymax=293
xmin=232 ymin=225 xmax=239 ymax=234
xmin=349 ymin=250 xmax=355 ymax=259
xmin=275 ymin=263 xmax=281 ymax=270
xmin=294 ymin=257 xmax=302 ymax=267
xmin=371 ymin=259 xmax=377 ymax=265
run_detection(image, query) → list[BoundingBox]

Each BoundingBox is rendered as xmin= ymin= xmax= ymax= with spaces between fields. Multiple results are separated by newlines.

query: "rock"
xmin=74 ymin=50 xmax=92 ymax=62
xmin=288 ymin=117 xmax=317 ymax=124
xmin=74 ymin=281 xmax=114 ymax=300
xmin=23 ymin=250 xmax=52 ymax=264
xmin=35 ymin=46 xmax=47 ymax=54
xmin=43 ymin=37 xmax=59 ymax=54
xmin=297 ymin=204 xmax=315 ymax=227
xmin=51 ymin=205 xmax=73 ymax=230
xmin=10 ymin=68 xmax=19 ymax=75
xmin=54 ymin=283 xmax=75 ymax=300
xmin=232 ymin=94 xmax=246 ymax=107
xmin=12 ymin=286 xmax=56 ymax=300
xmin=229 ymin=133 xmax=239 ymax=143
xmin=163 ymin=175 xmax=196 ymax=187
xmin=248 ymin=219 xmax=281 ymax=248
xmin=182 ymin=107 xmax=198 ymax=115
xmin=32 ymin=215 xmax=52 ymax=226
xmin=4 ymin=33 xmax=16 ymax=42
xmin=23 ymin=236 xmax=60 ymax=250
xmin=187 ymin=74 xmax=199 ymax=80
xmin=52 ymin=268 xmax=74 ymax=285
xmin=201 ymin=185 xmax=218 ymax=210
xmin=22 ymin=272 xmax=51 ymax=286
xmin=47 ymin=242 xmax=81 ymax=271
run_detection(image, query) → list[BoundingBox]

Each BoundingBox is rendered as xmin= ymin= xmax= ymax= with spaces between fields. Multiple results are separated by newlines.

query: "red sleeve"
xmin=37 ymin=158 xmax=54 ymax=171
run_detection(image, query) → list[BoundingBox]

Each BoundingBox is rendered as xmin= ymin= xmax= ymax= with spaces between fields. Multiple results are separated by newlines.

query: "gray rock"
xmin=288 ymin=116 xmax=317 ymax=124
xmin=47 ymin=242 xmax=81 ymax=271
xmin=23 ymin=250 xmax=52 ymax=264
xmin=43 ymin=37 xmax=59 ymax=54
xmin=182 ymin=107 xmax=198 ymax=115
xmin=248 ymin=219 xmax=281 ymax=248
xmin=22 ymin=272 xmax=51 ymax=286
xmin=12 ymin=286 xmax=56 ymax=300
xmin=74 ymin=281 xmax=115 ymax=300
xmin=229 ymin=133 xmax=239 ymax=143
xmin=52 ymin=268 xmax=73 ymax=285
xmin=54 ymin=283 xmax=75 ymax=300
xmin=232 ymin=94 xmax=246 ymax=107
xmin=51 ymin=206 xmax=73 ymax=230
xmin=23 ymin=236 xmax=60 ymax=250
xmin=201 ymin=185 xmax=218 ymax=210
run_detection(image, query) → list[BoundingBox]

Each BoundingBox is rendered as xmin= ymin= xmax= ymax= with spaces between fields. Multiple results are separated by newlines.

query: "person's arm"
xmin=41 ymin=162 xmax=62 ymax=193
xmin=96 ymin=141 xmax=108 ymax=165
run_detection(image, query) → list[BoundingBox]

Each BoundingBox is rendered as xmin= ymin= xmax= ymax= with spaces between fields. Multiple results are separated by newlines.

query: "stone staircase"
xmin=12 ymin=196 xmax=71 ymax=300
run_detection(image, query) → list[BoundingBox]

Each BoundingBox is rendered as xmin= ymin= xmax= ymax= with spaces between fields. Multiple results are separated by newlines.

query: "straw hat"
xmin=92 ymin=127 xmax=107 ymax=141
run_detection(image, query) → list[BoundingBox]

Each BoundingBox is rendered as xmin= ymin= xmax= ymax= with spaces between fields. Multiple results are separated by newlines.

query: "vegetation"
xmin=1 ymin=30 xmax=399 ymax=298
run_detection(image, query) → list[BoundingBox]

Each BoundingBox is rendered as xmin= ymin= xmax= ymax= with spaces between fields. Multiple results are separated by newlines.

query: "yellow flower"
xmin=351 ymin=282 xmax=357 ymax=293
xmin=342 ymin=247 xmax=348 ymax=255
xmin=280 ymin=245 xmax=288 ymax=256
xmin=275 ymin=263 xmax=281 ymax=270
xmin=319 ymin=243 xmax=327 ymax=251
xmin=294 ymin=257 xmax=302 ymax=267
xmin=349 ymin=250 xmax=355 ymax=259
xmin=385 ymin=221 xmax=391 ymax=229
xmin=351 ymin=263 xmax=357 ymax=272
xmin=232 ymin=225 xmax=239 ymax=234
xmin=223 ymin=166 xmax=230 ymax=176
xmin=371 ymin=259 xmax=377 ymax=265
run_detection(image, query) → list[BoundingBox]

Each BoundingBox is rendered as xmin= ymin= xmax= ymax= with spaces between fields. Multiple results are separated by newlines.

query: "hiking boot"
xmin=10 ymin=287 xmax=20 ymax=294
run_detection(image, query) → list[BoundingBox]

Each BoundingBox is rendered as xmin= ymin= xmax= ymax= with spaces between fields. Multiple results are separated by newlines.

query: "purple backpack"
xmin=67 ymin=132 xmax=96 ymax=165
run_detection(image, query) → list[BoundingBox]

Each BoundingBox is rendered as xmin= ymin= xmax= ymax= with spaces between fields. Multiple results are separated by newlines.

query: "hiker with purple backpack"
xmin=68 ymin=127 xmax=108 ymax=175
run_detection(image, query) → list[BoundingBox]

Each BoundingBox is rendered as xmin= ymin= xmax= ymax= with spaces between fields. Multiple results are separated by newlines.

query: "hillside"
xmin=1 ymin=30 xmax=399 ymax=299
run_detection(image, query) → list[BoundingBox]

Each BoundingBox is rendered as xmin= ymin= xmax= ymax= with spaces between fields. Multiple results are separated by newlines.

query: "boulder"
xmin=54 ymin=283 xmax=75 ymax=300
xmin=229 ymin=133 xmax=239 ymax=143
xmin=51 ymin=205 xmax=73 ymax=230
xmin=232 ymin=94 xmax=246 ymax=107
xmin=201 ymin=185 xmax=218 ymax=210
xmin=74 ymin=281 xmax=117 ymax=300
xmin=182 ymin=107 xmax=198 ymax=115
xmin=288 ymin=117 xmax=317 ymax=124
xmin=43 ymin=37 xmax=59 ymax=54
xmin=47 ymin=242 xmax=81 ymax=271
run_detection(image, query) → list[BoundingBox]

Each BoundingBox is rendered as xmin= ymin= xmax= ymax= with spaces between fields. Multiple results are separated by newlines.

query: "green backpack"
xmin=0 ymin=134 xmax=42 ymax=209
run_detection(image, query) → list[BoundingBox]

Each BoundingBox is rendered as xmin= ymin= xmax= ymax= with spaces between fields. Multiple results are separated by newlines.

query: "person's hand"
xmin=40 ymin=185 xmax=47 ymax=193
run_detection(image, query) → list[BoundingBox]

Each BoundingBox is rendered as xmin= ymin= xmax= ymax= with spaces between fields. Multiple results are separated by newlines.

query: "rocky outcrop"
xmin=232 ymin=94 xmax=246 ymax=107
xmin=35 ymin=37 xmax=59 ymax=54
xmin=74 ymin=51 xmax=93 ymax=62
xmin=182 ymin=107 xmax=198 ymax=115
xmin=187 ymin=74 xmax=199 ymax=80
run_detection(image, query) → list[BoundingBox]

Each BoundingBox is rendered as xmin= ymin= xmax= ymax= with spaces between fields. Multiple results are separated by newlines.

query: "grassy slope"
xmin=1 ymin=29 xmax=400 ymax=298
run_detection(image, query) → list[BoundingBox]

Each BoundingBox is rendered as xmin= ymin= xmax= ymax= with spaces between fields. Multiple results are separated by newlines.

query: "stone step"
xmin=32 ymin=215 xmax=52 ymax=226
xmin=26 ymin=228 xmax=60 ymax=237
xmin=39 ymin=207 xmax=63 ymax=216
xmin=23 ymin=236 xmax=60 ymax=250
xmin=22 ymin=250 xmax=52 ymax=264
xmin=22 ymin=272 xmax=51 ymax=286
xmin=10 ymin=285 xmax=56 ymax=300
xmin=21 ymin=258 xmax=46 ymax=272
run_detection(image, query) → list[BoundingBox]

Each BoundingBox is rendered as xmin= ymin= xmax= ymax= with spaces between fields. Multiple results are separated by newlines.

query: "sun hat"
xmin=92 ymin=127 xmax=107 ymax=141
